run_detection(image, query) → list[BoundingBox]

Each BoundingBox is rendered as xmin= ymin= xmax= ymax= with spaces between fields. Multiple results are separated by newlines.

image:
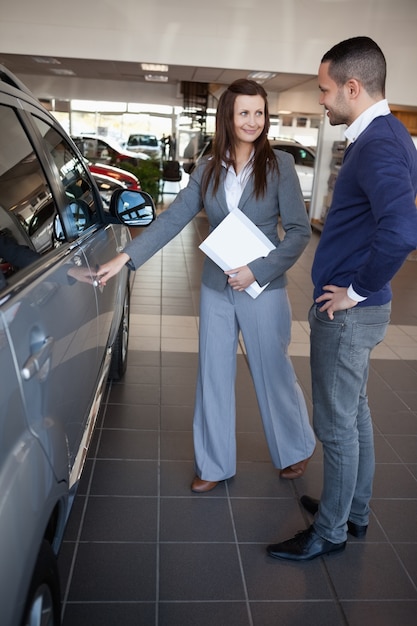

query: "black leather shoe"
xmin=347 ymin=522 xmax=368 ymax=538
xmin=300 ymin=495 xmax=368 ymax=538
xmin=267 ymin=525 xmax=346 ymax=561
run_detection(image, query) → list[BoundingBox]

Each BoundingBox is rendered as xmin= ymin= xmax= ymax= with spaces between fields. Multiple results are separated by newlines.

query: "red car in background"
xmin=72 ymin=134 xmax=149 ymax=169
xmin=87 ymin=161 xmax=141 ymax=190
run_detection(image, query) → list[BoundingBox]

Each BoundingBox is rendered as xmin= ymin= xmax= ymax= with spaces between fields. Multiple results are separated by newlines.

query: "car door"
xmin=29 ymin=111 xmax=128 ymax=479
xmin=0 ymin=103 xmax=101 ymax=483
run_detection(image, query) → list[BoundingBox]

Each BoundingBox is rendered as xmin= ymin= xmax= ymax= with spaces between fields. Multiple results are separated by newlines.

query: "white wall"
xmin=1 ymin=0 xmax=416 ymax=106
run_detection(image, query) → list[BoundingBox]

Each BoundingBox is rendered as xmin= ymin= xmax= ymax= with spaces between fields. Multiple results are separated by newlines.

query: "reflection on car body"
xmin=72 ymin=134 xmax=150 ymax=168
xmin=27 ymin=199 xmax=56 ymax=253
xmin=91 ymin=170 xmax=126 ymax=211
xmin=87 ymin=160 xmax=141 ymax=190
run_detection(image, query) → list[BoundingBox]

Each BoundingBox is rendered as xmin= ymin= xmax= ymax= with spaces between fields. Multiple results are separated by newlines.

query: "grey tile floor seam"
xmin=58 ymin=209 xmax=417 ymax=626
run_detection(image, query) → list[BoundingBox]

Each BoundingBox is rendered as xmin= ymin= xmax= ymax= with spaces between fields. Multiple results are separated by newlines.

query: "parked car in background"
xmin=0 ymin=65 xmax=156 ymax=626
xmin=183 ymin=137 xmax=316 ymax=202
xmin=125 ymin=133 xmax=162 ymax=160
xmin=72 ymin=134 xmax=149 ymax=168
xmin=269 ymin=139 xmax=316 ymax=201
xmin=87 ymin=160 xmax=141 ymax=190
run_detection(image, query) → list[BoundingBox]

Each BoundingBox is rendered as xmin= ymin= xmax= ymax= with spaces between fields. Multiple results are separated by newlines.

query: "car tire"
xmin=21 ymin=540 xmax=61 ymax=626
xmin=109 ymin=282 xmax=130 ymax=380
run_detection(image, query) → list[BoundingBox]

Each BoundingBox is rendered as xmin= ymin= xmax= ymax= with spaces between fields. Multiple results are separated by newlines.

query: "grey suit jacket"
xmin=124 ymin=150 xmax=311 ymax=292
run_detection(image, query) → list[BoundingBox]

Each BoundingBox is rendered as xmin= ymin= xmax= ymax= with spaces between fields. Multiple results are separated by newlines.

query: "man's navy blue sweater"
xmin=312 ymin=114 xmax=417 ymax=307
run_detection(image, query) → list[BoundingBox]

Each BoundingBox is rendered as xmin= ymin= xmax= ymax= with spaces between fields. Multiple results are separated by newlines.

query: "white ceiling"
xmin=1 ymin=0 xmax=417 ymax=111
xmin=0 ymin=52 xmax=315 ymax=104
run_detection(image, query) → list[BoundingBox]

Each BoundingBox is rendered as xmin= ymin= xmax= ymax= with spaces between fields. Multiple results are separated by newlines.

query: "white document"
xmin=199 ymin=208 xmax=275 ymax=298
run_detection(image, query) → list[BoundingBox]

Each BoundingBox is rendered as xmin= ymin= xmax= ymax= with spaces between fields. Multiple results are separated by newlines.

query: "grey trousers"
xmin=193 ymin=284 xmax=316 ymax=481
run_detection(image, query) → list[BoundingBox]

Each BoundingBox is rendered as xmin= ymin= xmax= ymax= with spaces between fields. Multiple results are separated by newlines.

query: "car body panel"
xmin=0 ymin=65 xmax=156 ymax=626
xmin=0 ymin=298 xmax=70 ymax=626
xmin=7 ymin=249 xmax=98 ymax=474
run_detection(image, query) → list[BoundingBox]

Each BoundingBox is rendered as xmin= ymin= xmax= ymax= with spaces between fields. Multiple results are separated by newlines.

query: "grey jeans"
xmin=309 ymin=302 xmax=391 ymax=543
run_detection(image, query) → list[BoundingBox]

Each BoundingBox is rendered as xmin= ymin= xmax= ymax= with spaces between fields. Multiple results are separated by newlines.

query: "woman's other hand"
xmin=225 ymin=265 xmax=255 ymax=291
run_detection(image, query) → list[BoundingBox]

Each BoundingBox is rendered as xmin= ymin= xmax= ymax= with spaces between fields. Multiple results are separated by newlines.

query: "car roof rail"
xmin=0 ymin=64 xmax=34 ymax=97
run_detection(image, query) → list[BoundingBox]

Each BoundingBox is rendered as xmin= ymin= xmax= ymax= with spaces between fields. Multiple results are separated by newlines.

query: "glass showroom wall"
xmin=51 ymin=99 xmax=321 ymax=164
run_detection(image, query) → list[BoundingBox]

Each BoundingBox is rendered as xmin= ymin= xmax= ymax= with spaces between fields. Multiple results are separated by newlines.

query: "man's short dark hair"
xmin=322 ymin=36 xmax=386 ymax=97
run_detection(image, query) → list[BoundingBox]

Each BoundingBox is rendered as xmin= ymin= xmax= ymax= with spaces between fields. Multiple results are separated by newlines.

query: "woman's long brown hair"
xmin=201 ymin=79 xmax=278 ymax=199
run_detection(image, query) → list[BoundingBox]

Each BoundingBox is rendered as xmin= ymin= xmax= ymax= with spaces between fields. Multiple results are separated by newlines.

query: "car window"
xmin=0 ymin=104 xmax=57 ymax=281
xmin=97 ymin=139 xmax=112 ymax=159
xmin=72 ymin=136 xmax=96 ymax=159
xmin=278 ymin=145 xmax=315 ymax=168
xmin=294 ymin=147 xmax=315 ymax=167
xmin=129 ymin=134 xmax=158 ymax=147
xmin=140 ymin=135 xmax=158 ymax=147
xmin=32 ymin=118 xmax=99 ymax=238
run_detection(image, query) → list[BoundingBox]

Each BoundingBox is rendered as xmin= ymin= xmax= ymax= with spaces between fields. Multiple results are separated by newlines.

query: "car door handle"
xmin=21 ymin=336 xmax=54 ymax=381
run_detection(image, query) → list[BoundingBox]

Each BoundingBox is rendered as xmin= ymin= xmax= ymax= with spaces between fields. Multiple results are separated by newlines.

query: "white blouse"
xmin=223 ymin=154 xmax=254 ymax=212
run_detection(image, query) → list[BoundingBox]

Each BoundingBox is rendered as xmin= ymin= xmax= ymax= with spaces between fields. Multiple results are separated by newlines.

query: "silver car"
xmin=125 ymin=133 xmax=162 ymax=160
xmin=0 ymin=66 xmax=156 ymax=626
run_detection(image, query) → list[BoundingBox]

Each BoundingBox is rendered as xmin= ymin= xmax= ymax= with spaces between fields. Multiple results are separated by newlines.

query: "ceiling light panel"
xmin=144 ymin=74 xmax=168 ymax=82
xmin=141 ymin=63 xmax=169 ymax=72
xmin=247 ymin=71 xmax=277 ymax=83
xmin=32 ymin=56 xmax=61 ymax=65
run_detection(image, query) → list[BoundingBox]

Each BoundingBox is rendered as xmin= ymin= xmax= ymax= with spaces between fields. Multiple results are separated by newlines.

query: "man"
xmin=267 ymin=36 xmax=417 ymax=561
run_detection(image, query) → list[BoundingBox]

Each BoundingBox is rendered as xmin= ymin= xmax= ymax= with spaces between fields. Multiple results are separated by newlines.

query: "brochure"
xmin=199 ymin=208 xmax=275 ymax=298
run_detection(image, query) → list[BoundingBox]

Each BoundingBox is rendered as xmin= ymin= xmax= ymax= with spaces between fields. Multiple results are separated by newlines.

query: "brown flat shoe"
xmin=280 ymin=456 xmax=311 ymax=480
xmin=191 ymin=476 xmax=219 ymax=493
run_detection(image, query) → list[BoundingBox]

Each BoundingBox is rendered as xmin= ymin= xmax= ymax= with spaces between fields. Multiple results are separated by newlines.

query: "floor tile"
xmin=80 ymin=496 xmax=158 ymax=542
xmin=371 ymin=498 xmax=417 ymax=542
xmin=67 ymin=543 xmax=157 ymax=601
xmin=103 ymin=402 xmax=160 ymax=430
xmin=341 ymin=601 xmax=417 ymax=626
xmin=158 ymin=602 xmax=251 ymax=626
xmin=89 ymin=459 xmax=158 ymax=496
xmin=63 ymin=603 xmax=155 ymax=626
xmin=250 ymin=601 xmax=346 ymax=626
xmin=327 ymin=543 xmax=417 ymax=599
xmin=97 ymin=429 xmax=159 ymax=460
xmin=158 ymin=543 xmax=246 ymax=601
xmin=160 ymin=497 xmax=235 ymax=542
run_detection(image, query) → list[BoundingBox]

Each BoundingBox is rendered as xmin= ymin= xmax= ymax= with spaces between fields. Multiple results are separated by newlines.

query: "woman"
xmin=98 ymin=79 xmax=316 ymax=492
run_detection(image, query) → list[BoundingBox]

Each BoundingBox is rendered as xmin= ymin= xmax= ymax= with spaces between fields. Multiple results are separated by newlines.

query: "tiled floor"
xmin=58 ymin=190 xmax=417 ymax=626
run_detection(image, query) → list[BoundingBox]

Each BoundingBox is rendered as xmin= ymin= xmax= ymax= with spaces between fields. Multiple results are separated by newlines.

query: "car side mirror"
xmin=109 ymin=189 xmax=156 ymax=227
